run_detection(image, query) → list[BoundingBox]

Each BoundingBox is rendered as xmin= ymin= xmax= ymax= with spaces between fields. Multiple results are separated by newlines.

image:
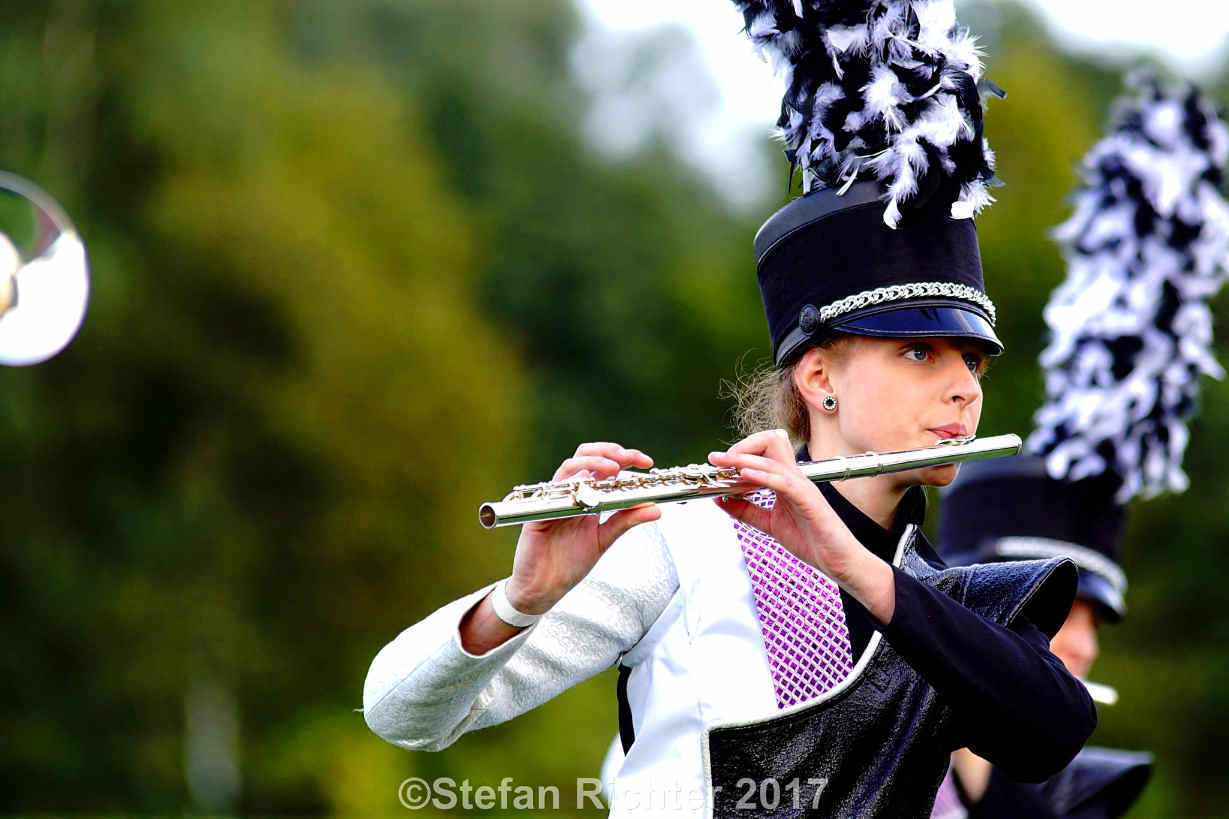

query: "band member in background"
xmin=361 ymin=2 xmax=1095 ymax=814
xmin=929 ymin=73 xmax=1229 ymax=819
xmin=929 ymin=461 xmax=1153 ymax=819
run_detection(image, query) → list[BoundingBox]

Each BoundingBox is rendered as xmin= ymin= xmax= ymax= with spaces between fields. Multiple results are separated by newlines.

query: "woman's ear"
xmin=793 ymin=345 xmax=836 ymax=408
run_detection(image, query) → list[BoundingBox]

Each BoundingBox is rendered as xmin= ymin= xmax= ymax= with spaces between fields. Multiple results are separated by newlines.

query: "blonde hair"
xmin=724 ymin=335 xmax=850 ymax=445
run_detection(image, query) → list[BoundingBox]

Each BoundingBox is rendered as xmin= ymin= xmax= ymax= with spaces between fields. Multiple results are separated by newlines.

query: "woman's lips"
xmin=928 ymin=424 xmax=969 ymax=440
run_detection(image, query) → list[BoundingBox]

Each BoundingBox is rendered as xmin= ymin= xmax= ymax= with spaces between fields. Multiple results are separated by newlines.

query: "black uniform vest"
xmin=706 ymin=526 xmax=1077 ymax=818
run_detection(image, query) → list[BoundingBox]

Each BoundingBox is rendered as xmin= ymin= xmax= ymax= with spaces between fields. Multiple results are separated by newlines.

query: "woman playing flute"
xmin=362 ymin=2 xmax=1096 ymax=814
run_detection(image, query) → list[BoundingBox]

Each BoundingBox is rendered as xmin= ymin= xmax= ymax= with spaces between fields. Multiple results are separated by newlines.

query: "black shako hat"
xmin=730 ymin=0 xmax=1005 ymax=366
xmin=755 ymin=180 xmax=1001 ymax=365
xmin=938 ymin=457 xmax=1128 ymax=621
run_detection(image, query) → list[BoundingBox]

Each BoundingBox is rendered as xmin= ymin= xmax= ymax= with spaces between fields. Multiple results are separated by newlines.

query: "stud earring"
xmin=822 ymin=394 xmax=838 ymax=413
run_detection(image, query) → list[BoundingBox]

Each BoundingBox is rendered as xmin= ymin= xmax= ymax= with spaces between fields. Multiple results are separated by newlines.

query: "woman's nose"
xmin=946 ymin=355 xmax=980 ymax=405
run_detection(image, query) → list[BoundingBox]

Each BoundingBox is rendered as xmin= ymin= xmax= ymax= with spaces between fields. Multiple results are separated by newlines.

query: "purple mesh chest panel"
xmin=733 ymin=489 xmax=854 ymax=708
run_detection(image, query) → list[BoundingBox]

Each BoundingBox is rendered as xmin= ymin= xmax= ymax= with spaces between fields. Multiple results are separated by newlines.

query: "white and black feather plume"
xmin=1027 ymin=72 xmax=1229 ymax=503
xmin=731 ymin=0 xmax=1000 ymax=227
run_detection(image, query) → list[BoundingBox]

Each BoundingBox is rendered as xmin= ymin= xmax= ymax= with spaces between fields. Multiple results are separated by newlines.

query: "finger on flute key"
xmin=553 ymin=456 xmax=621 ymax=481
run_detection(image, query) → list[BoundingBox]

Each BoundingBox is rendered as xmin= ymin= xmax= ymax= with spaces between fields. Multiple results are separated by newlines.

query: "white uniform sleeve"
xmin=361 ymin=520 xmax=678 ymax=751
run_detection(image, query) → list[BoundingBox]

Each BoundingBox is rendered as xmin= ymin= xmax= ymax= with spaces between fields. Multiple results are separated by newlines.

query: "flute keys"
xmin=574 ymin=484 xmax=602 ymax=509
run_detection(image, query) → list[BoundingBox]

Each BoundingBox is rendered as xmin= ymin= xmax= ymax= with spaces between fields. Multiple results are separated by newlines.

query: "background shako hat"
xmin=939 ymin=72 xmax=1229 ymax=622
xmin=732 ymin=0 xmax=1004 ymax=365
xmin=939 ymin=457 xmax=1129 ymax=620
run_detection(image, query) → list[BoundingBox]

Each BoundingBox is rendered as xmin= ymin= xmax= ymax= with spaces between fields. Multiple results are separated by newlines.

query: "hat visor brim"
xmin=833 ymin=304 xmax=1003 ymax=355
xmin=1077 ymin=571 xmax=1125 ymax=623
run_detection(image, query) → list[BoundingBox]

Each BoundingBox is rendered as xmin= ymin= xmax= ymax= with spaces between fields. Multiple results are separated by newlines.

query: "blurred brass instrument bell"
xmin=0 ymin=171 xmax=89 ymax=366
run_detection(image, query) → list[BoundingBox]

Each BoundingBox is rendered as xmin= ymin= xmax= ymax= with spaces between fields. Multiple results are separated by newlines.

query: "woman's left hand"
xmin=709 ymin=430 xmax=897 ymax=625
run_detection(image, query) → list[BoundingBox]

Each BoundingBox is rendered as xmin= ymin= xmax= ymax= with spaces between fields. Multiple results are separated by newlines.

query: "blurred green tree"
xmin=0 ymin=0 xmax=530 ymax=813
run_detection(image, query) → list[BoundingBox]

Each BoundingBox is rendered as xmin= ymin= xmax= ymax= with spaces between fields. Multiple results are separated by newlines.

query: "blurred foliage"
xmin=0 ymin=0 xmax=1225 ymax=816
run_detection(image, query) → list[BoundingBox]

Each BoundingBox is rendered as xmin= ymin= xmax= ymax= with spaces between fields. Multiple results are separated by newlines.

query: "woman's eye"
xmin=964 ymin=354 xmax=984 ymax=374
xmin=906 ymin=347 xmax=929 ymax=362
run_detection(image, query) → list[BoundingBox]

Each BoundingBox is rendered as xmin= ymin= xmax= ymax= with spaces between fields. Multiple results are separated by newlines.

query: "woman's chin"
xmin=888 ymin=463 xmax=960 ymax=488
xmin=917 ymin=462 xmax=961 ymax=487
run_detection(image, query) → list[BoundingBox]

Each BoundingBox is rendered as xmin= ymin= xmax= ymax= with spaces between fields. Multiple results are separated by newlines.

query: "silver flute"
xmin=479 ymin=433 xmax=1022 ymax=529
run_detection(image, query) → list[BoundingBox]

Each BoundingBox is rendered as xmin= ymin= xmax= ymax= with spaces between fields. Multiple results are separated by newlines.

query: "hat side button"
xmin=799 ymin=304 xmax=820 ymax=336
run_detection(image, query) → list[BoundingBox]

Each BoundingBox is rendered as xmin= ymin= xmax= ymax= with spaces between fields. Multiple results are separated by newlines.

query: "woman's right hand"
xmin=504 ymin=442 xmax=661 ymax=614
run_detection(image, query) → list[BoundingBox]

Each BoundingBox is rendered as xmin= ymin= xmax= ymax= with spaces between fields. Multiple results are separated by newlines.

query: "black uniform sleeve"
xmin=963 ymin=766 xmax=1060 ymax=819
xmin=881 ymin=566 xmax=1097 ymax=782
